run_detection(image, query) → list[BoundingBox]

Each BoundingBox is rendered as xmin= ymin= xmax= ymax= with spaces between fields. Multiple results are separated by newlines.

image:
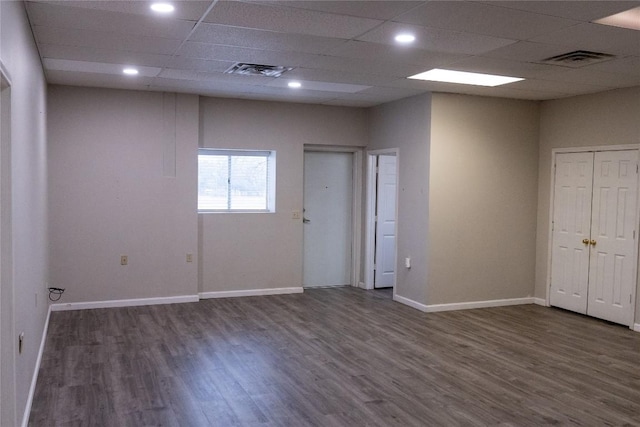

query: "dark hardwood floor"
xmin=29 ymin=287 xmax=640 ymax=426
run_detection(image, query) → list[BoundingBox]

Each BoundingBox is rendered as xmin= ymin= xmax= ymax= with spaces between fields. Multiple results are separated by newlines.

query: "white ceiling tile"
xmin=394 ymin=1 xmax=580 ymax=40
xmin=38 ymin=44 xmax=172 ymax=68
xmin=203 ymin=1 xmax=383 ymax=38
xmin=45 ymin=69 xmax=156 ymax=90
xmin=26 ymin=2 xmax=195 ymax=40
xmin=177 ymin=41 xmax=316 ymax=66
xmin=508 ymin=78 xmax=611 ymax=95
xmin=190 ymin=23 xmax=346 ymax=55
xmin=357 ymin=22 xmax=517 ymax=55
xmin=529 ymin=23 xmax=640 ymax=56
xmin=481 ymin=41 xmax=580 ymax=63
xmin=327 ymin=40 xmax=469 ymax=68
xmin=33 ymin=26 xmax=183 ymax=55
xmin=584 ymin=55 xmax=640 ymax=75
xmin=29 ymin=0 xmax=213 ymax=21
xmin=443 ymin=56 xmax=570 ymax=79
xmin=260 ymin=1 xmax=423 ymax=20
xmin=165 ymin=56 xmax=235 ymax=73
xmin=480 ymin=1 xmax=640 ymax=22
xmin=539 ymin=67 xmax=640 ymax=87
xmin=43 ymin=58 xmax=161 ymax=77
xmin=283 ymin=68 xmax=396 ymax=86
xmin=265 ymin=79 xmax=371 ymax=93
xmin=322 ymin=98 xmax=379 ymax=108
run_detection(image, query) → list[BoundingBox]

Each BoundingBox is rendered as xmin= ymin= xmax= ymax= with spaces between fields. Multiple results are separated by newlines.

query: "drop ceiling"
xmin=25 ymin=0 xmax=640 ymax=107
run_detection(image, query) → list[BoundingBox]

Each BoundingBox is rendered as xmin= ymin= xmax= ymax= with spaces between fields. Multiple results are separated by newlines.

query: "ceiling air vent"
xmin=225 ymin=63 xmax=293 ymax=77
xmin=541 ymin=50 xmax=615 ymax=68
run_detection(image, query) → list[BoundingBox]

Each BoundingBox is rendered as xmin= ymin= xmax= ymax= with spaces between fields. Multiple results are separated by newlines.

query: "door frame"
xmin=364 ymin=148 xmax=399 ymax=291
xmin=0 ymin=60 xmax=15 ymax=426
xmin=546 ymin=144 xmax=640 ymax=329
xmin=303 ymin=145 xmax=363 ymax=288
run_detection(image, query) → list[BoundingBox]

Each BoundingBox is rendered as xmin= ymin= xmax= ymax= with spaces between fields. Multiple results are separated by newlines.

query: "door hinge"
xmin=374 ymin=215 xmax=378 ymax=222
xmin=634 ymin=230 xmax=636 ymax=240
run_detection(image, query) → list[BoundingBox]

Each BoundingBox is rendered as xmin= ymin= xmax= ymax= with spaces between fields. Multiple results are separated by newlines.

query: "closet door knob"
xmin=582 ymin=239 xmax=590 ymax=244
xmin=590 ymin=240 xmax=597 ymax=246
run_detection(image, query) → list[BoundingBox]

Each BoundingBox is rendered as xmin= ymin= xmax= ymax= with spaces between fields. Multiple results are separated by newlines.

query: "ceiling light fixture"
xmin=150 ymin=2 xmax=175 ymax=13
xmin=288 ymin=81 xmax=302 ymax=89
xmin=122 ymin=68 xmax=139 ymax=75
xmin=394 ymin=33 xmax=416 ymax=44
xmin=408 ymin=68 xmax=524 ymax=87
xmin=593 ymin=6 xmax=640 ymax=31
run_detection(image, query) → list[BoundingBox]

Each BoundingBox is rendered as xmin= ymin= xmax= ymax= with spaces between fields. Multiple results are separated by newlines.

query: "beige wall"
xmin=48 ymin=86 xmax=199 ymax=302
xmin=429 ymin=93 xmax=539 ymax=305
xmin=198 ymin=97 xmax=368 ymax=293
xmin=369 ymin=94 xmax=432 ymax=304
xmin=0 ymin=2 xmax=49 ymax=425
xmin=535 ymin=87 xmax=640 ymax=320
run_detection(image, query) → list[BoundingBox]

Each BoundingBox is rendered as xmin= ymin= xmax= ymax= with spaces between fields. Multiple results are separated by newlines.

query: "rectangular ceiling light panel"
xmin=408 ymin=68 xmax=524 ymax=87
xmin=593 ymin=6 xmax=640 ymax=31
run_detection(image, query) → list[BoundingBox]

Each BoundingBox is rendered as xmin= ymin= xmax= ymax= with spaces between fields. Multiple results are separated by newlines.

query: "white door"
xmin=550 ymin=150 xmax=638 ymax=326
xmin=550 ymin=152 xmax=593 ymax=314
xmin=303 ymin=151 xmax=353 ymax=287
xmin=587 ymin=150 xmax=638 ymax=325
xmin=374 ymin=155 xmax=397 ymax=288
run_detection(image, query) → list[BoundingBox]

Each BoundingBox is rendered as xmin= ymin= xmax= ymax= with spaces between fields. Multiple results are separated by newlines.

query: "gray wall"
xmin=535 ymin=87 xmax=640 ymax=319
xmin=48 ymin=86 xmax=199 ymax=302
xmin=429 ymin=94 xmax=540 ymax=305
xmin=198 ymin=97 xmax=368 ymax=293
xmin=368 ymin=94 xmax=432 ymax=305
xmin=0 ymin=2 xmax=49 ymax=425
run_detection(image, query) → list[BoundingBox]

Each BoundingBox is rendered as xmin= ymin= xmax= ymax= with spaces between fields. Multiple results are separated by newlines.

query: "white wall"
xmin=429 ymin=94 xmax=539 ymax=305
xmin=536 ymin=87 xmax=640 ymax=319
xmin=198 ymin=97 xmax=368 ymax=294
xmin=0 ymin=2 xmax=48 ymax=425
xmin=368 ymin=94 xmax=432 ymax=305
xmin=48 ymin=86 xmax=199 ymax=303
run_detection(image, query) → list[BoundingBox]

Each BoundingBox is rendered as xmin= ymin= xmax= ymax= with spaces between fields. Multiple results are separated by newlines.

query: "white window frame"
xmin=198 ymin=148 xmax=276 ymax=213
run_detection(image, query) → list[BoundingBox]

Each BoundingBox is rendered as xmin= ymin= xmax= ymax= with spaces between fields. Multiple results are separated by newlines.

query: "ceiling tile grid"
xmin=24 ymin=0 xmax=640 ymax=107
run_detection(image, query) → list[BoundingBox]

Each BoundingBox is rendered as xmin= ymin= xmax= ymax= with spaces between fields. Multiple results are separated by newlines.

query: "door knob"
xmin=590 ymin=239 xmax=596 ymax=246
xmin=582 ymin=239 xmax=589 ymax=244
xmin=303 ymin=218 xmax=310 ymax=224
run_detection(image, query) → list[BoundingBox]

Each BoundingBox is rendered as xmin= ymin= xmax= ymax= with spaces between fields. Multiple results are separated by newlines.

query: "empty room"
xmin=1 ymin=0 xmax=640 ymax=425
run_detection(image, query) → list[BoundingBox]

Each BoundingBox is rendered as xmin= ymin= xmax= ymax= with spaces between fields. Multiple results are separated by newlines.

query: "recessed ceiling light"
xmin=408 ymin=69 xmax=524 ymax=87
xmin=288 ymin=81 xmax=302 ymax=89
xmin=122 ymin=68 xmax=139 ymax=76
xmin=593 ymin=6 xmax=640 ymax=31
xmin=150 ymin=2 xmax=174 ymax=13
xmin=395 ymin=33 xmax=416 ymax=44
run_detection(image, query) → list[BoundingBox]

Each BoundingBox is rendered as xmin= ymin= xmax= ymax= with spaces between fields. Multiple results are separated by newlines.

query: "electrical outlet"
xmin=186 ymin=253 xmax=193 ymax=263
xmin=120 ymin=255 xmax=128 ymax=266
xmin=292 ymin=210 xmax=301 ymax=219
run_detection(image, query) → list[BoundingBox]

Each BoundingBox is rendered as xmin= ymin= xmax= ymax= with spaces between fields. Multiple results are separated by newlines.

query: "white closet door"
xmin=550 ymin=152 xmax=594 ymax=314
xmin=374 ymin=155 xmax=397 ymax=288
xmin=587 ymin=150 xmax=638 ymax=325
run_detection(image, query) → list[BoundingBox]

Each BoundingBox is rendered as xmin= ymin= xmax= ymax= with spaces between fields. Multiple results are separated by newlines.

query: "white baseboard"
xmin=21 ymin=306 xmax=51 ymax=427
xmin=393 ymin=294 xmax=430 ymax=312
xmin=50 ymin=294 xmax=199 ymax=311
xmin=393 ymin=294 xmax=537 ymax=313
xmin=199 ymin=287 xmax=303 ymax=299
xmin=633 ymin=323 xmax=640 ymax=333
xmin=358 ymin=281 xmax=367 ymax=290
xmin=533 ymin=298 xmax=547 ymax=306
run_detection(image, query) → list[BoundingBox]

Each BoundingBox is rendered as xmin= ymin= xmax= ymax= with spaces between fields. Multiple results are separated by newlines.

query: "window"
xmin=198 ymin=149 xmax=276 ymax=212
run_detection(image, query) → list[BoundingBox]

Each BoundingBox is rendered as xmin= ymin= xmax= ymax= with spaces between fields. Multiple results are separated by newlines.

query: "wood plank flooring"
xmin=29 ymin=287 xmax=640 ymax=426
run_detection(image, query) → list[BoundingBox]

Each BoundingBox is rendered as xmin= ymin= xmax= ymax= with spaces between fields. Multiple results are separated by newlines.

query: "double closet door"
xmin=550 ymin=150 xmax=638 ymax=326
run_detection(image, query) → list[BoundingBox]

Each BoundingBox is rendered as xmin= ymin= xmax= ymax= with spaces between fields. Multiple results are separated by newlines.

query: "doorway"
xmin=303 ymin=149 xmax=361 ymax=288
xmin=364 ymin=150 xmax=398 ymax=290
xmin=549 ymin=148 xmax=639 ymax=326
